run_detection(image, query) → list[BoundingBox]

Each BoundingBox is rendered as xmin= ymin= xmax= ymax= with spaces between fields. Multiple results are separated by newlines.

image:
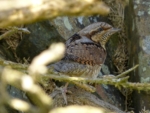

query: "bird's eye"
xmin=98 ymin=27 xmax=103 ymax=32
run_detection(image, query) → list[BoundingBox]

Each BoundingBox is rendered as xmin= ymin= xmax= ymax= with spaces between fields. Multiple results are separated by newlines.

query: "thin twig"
xmin=0 ymin=29 xmax=18 ymax=40
xmin=115 ymin=64 xmax=139 ymax=78
xmin=0 ymin=58 xmax=28 ymax=72
xmin=0 ymin=27 xmax=30 ymax=40
xmin=43 ymin=73 xmax=150 ymax=92
xmin=43 ymin=74 xmax=128 ymax=84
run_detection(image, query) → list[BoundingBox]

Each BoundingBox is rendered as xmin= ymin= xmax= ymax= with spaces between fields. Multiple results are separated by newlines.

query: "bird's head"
xmin=78 ymin=22 xmax=120 ymax=49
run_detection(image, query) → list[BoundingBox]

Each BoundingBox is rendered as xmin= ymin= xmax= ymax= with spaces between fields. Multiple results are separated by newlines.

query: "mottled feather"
xmin=49 ymin=22 xmax=120 ymax=79
xmin=64 ymin=34 xmax=106 ymax=66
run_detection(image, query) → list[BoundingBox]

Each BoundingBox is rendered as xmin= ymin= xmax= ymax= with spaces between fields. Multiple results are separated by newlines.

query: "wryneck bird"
xmin=49 ymin=22 xmax=120 ymax=104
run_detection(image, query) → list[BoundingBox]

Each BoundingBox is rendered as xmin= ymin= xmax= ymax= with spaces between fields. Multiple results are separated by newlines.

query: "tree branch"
xmin=0 ymin=67 xmax=52 ymax=113
xmin=0 ymin=58 xmax=28 ymax=72
xmin=0 ymin=0 xmax=109 ymax=28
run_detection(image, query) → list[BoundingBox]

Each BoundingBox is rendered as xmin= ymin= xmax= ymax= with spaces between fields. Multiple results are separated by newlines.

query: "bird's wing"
xmin=64 ymin=34 xmax=107 ymax=66
xmin=50 ymin=61 xmax=88 ymax=76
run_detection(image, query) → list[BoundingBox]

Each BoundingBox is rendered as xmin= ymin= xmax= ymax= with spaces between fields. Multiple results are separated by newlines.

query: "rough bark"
xmin=127 ymin=0 xmax=150 ymax=112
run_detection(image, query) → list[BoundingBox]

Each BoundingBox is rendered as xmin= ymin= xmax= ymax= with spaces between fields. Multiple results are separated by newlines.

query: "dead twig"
xmin=0 ymin=27 xmax=30 ymax=40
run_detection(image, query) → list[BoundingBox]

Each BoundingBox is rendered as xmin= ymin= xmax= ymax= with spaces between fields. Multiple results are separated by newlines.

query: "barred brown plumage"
xmin=48 ymin=22 xmax=120 ymax=104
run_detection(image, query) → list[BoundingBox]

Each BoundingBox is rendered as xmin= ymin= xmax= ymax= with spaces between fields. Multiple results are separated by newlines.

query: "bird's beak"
xmin=108 ymin=28 xmax=121 ymax=34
